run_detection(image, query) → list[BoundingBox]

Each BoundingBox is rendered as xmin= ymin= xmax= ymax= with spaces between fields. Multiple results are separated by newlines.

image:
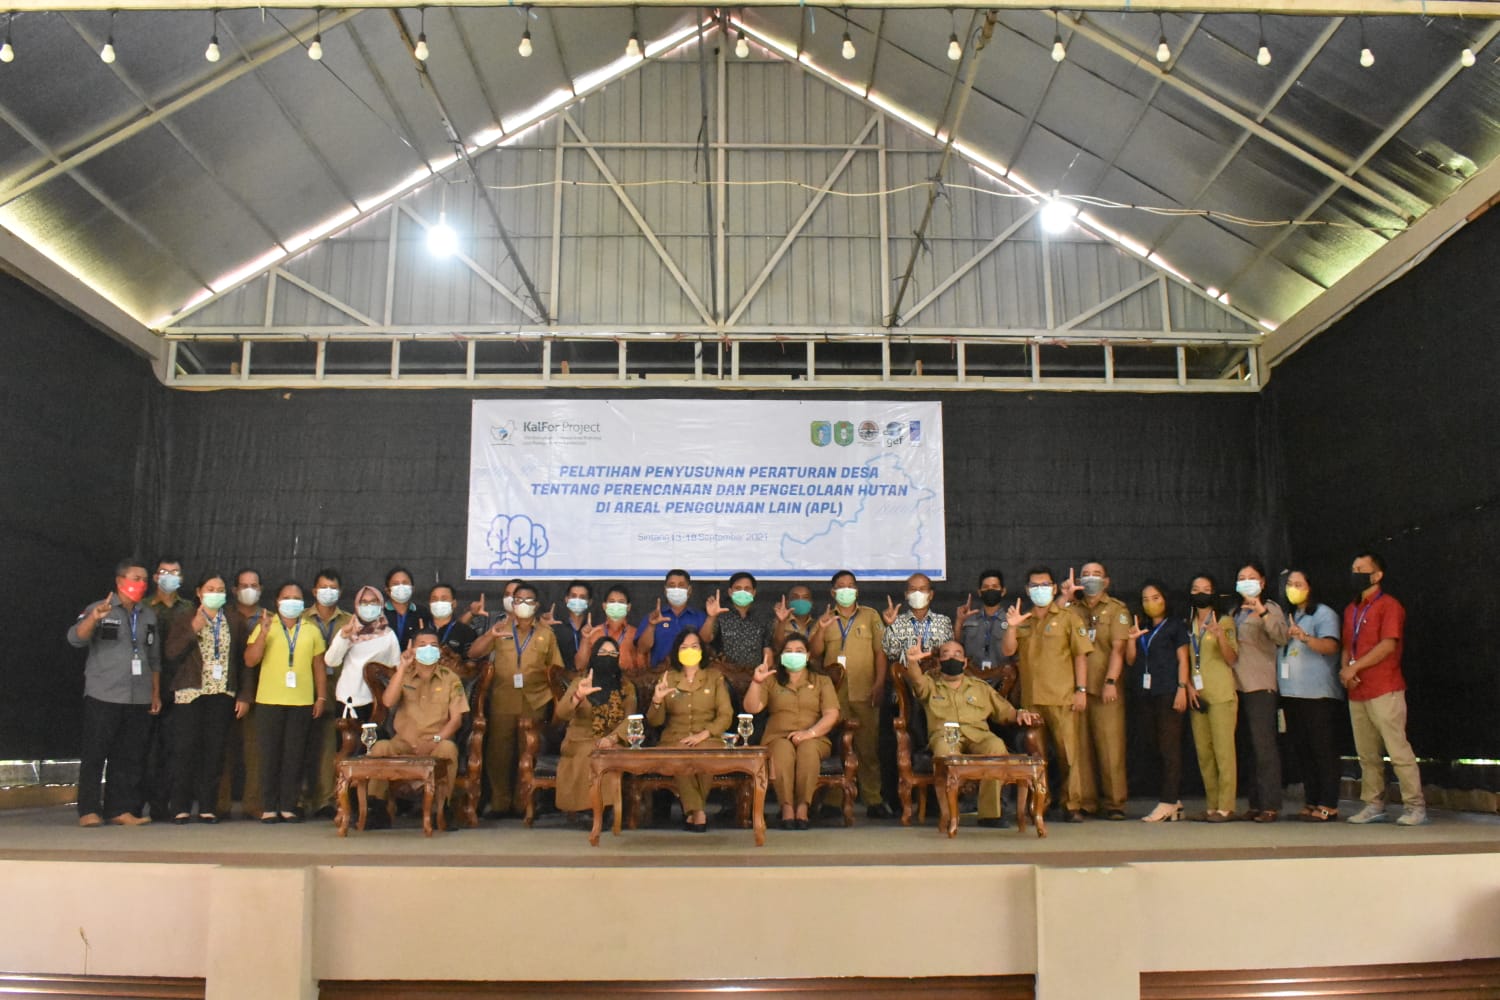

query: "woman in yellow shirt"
xmin=1186 ymin=574 xmax=1239 ymax=822
xmin=245 ymin=581 xmax=328 ymax=822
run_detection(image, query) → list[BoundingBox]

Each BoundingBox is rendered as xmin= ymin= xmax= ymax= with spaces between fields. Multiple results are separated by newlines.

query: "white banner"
xmin=466 ymin=399 xmax=945 ymax=581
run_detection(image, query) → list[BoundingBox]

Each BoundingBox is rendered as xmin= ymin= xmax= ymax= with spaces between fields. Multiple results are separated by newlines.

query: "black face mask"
xmin=939 ymin=657 xmax=967 ymax=676
xmin=978 ymin=589 xmax=1004 ymax=607
xmin=588 ymin=653 xmax=622 ymax=706
xmin=1350 ymin=571 xmax=1374 ymax=594
xmin=1189 ymin=592 xmax=1215 ymax=610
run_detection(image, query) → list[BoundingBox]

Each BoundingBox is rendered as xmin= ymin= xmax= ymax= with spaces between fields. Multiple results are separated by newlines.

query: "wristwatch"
xmin=1074 ymin=685 xmax=1087 ymax=693
xmin=1104 ymin=678 xmax=1117 ymax=686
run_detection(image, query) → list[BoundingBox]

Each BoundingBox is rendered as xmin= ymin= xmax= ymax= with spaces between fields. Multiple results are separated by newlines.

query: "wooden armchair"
xmin=810 ymin=662 xmax=860 ymax=827
xmin=348 ymin=657 xmax=493 ymax=828
xmin=892 ymin=663 xmax=1045 ymax=826
xmin=516 ymin=664 xmax=575 ymax=826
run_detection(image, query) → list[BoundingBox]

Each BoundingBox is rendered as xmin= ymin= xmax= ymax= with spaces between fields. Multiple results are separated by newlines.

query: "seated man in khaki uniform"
xmin=902 ymin=639 xmax=1040 ymax=828
xmin=365 ymin=628 xmax=469 ymax=828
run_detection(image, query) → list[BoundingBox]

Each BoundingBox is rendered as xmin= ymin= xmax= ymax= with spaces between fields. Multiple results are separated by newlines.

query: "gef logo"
xmin=810 ymin=421 xmax=833 ymax=447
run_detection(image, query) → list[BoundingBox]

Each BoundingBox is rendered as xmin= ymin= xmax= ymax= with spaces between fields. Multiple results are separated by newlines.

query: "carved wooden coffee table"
xmin=335 ymin=756 xmax=450 ymax=837
xmin=932 ymin=754 xmax=1048 ymax=838
xmin=589 ymin=746 xmax=770 ymax=846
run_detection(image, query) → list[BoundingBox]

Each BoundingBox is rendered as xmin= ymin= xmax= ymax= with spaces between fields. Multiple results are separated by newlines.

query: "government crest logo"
xmin=809 ymin=421 xmax=833 ymax=447
xmin=833 ymin=421 xmax=855 ymax=447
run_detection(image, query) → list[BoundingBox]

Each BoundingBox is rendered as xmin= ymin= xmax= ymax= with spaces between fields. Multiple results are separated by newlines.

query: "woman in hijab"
xmin=554 ymin=636 xmax=637 ymax=817
xmin=323 ymin=586 xmax=402 ymax=727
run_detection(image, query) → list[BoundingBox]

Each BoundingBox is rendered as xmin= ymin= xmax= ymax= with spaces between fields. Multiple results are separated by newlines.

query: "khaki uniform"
xmin=757 ymin=672 xmax=838 ymax=808
xmin=485 ymin=623 xmax=563 ymax=814
xmin=912 ymin=672 xmax=1019 ymax=819
xmin=816 ymin=606 xmax=886 ymax=806
xmin=554 ymin=678 xmax=637 ymax=813
xmin=1188 ymin=613 xmax=1240 ymax=813
xmin=1073 ymin=595 xmax=1131 ymax=813
xmin=1015 ymin=604 xmax=1095 ymax=811
xmin=301 ymin=607 xmax=353 ymax=813
xmin=645 ymin=667 xmax=733 ymax=813
xmin=219 ymin=606 xmax=266 ymax=816
xmin=368 ymin=663 xmax=468 ymax=801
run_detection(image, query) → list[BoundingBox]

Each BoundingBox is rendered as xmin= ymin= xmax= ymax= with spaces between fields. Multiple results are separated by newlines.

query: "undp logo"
xmin=810 ymin=421 xmax=856 ymax=447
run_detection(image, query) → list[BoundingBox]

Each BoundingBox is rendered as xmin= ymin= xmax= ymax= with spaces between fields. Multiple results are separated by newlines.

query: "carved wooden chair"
xmin=807 ymin=662 xmax=861 ymax=826
xmin=516 ymin=663 xmax=576 ymax=826
xmin=892 ymin=661 xmax=1045 ymax=825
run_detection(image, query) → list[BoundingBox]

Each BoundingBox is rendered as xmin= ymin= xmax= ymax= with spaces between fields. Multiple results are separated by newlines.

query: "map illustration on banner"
xmin=466 ymin=400 xmax=945 ymax=581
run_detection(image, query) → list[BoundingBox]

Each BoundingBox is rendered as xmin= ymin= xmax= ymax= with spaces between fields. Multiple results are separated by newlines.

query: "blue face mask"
xmin=789 ymin=599 xmax=813 ymax=617
xmin=781 ymin=651 xmax=808 ymax=671
xmin=566 ymin=598 xmax=590 ymax=615
xmin=278 ymin=598 xmax=305 ymax=619
xmin=158 ymin=573 xmax=181 ymax=594
xmin=414 ymin=645 xmax=442 ymax=666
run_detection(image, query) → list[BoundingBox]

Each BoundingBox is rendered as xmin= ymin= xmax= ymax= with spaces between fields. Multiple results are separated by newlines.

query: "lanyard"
xmin=394 ymin=609 xmax=409 ymax=640
xmin=911 ymin=614 xmax=932 ymax=648
xmin=281 ymin=619 xmax=303 ymax=665
xmin=440 ymin=620 xmax=457 ymax=645
xmin=512 ymin=626 xmax=535 ymax=661
xmin=127 ymin=605 xmax=141 ymax=654
xmin=836 ymin=610 xmax=857 ymax=647
xmin=979 ymin=610 xmax=1000 ymax=656
xmin=311 ymin=613 xmax=339 ymax=645
xmin=1189 ymin=615 xmax=1210 ymax=671
xmin=1139 ymin=620 xmax=1167 ymax=660
xmin=210 ymin=613 xmax=223 ymax=656
xmin=570 ymin=620 xmax=584 ymax=652
xmin=1351 ymin=594 xmax=1384 ymax=650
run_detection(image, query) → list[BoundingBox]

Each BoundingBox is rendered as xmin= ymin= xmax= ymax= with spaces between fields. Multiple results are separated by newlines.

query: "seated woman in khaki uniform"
xmin=743 ymin=634 xmax=839 ymax=831
xmin=645 ymin=630 xmax=733 ymax=832
xmin=554 ymin=636 xmax=636 ymax=817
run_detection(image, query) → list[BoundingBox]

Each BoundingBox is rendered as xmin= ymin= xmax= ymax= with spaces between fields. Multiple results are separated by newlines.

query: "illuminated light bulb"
xmin=205 ymin=35 xmax=221 ymax=62
xmin=0 ymin=41 xmax=12 ymax=64
xmin=99 ymin=38 xmax=115 ymax=63
xmin=1359 ymin=46 xmax=1374 ymax=68
xmin=308 ymin=34 xmax=323 ymax=60
xmin=1460 ymin=47 xmax=1476 ymax=68
xmin=1156 ymin=38 xmax=1169 ymax=63
xmin=626 ymin=31 xmax=640 ymax=57
xmin=1256 ymin=44 xmax=1271 ymax=66
xmin=841 ymin=31 xmax=855 ymax=60
xmin=947 ymin=33 xmax=961 ymax=61
xmin=518 ymin=28 xmax=532 ymax=57
xmin=735 ymin=30 xmax=748 ymax=58
xmin=414 ymin=32 xmax=428 ymax=61
xmin=427 ymin=213 xmax=458 ymax=258
xmin=1051 ymin=38 xmax=1065 ymax=62
xmin=1039 ymin=193 xmax=1076 ymax=235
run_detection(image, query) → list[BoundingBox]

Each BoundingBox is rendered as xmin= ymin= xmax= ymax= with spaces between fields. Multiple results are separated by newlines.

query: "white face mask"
xmin=1235 ymin=579 xmax=1263 ymax=598
xmin=502 ymin=595 xmax=515 ymax=614
xmin=315 ymin=587 xmax=340 ymax=607
xmin=389 ymin=584 xmax=413 ymax=604
xmin=237 ymin=587 xmax=261 ymax=606
xmin=429 ymin=601 xmax=453 ymax=619
xmin=513 ymin=601 xmax=536 ymax=620
xmin=664 ymin=587 xmax=689 ymax=607
xmin=905 ymin=591 xmax=931 ymax=610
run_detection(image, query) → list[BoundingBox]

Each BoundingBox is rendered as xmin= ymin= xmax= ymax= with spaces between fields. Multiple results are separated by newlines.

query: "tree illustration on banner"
xmin=487 ymin=514 xmax=550 ymax=571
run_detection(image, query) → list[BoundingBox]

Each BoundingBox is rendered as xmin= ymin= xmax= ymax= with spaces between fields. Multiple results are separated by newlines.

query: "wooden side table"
xmin=588 ymin=746 xmax=770 ymax=846
xmin=334 ymin=756 xmax=450 ymax=837
xmin=932 ymin=754 xmax=1048 ymax=838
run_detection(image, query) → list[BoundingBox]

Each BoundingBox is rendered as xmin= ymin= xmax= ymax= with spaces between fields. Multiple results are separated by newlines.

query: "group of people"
xmin=66 ymin=551 xmax=1426 ymax=831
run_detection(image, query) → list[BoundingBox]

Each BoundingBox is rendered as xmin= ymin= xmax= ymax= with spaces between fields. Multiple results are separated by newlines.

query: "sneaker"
xmin=1395 ymin=806 xmax=1429 ymax=826
xmin=1346 ymin=803 xmax=1390 ymax=824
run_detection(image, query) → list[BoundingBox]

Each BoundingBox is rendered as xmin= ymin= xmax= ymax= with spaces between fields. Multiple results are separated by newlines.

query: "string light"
xmin=947 ymin=32 xmax=962 ymax=61
xmin=1155 ymin=13 xmax=1169 ymax=63
xmin=1358 ymin=17 xmax=1374 ymax=68
xmin=99 ymin=10 xmax=115 ymax=64
xmin=1050 ymin=9 xmax=1066 ymax=63
xmin=308 ymin=9 xmax=323 ymax=61
xmin=204 ymin=8 xmax=220 ymax=63
xmin=0 ymin=13 xmax=14 ymax=64
xmin=735 ymin=28 xmax=748 ymax=58
xmin=518 ymin=6 xmax=532 ymax=57
xmin=413 ymin=7 xmax=428 ymax=61
xmin=1460 ymin=46 xmax=1476 ymax=68
xmin=1256 ymin=15 xmax=1271 ymax=66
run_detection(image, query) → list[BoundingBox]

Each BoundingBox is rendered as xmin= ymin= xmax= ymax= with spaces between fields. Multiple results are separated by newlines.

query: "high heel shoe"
xmin=1141 ymin=802 xmax=1183 ymax=823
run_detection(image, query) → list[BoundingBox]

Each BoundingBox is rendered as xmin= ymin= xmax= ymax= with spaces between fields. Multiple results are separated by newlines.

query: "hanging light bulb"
xmin=1255 ymin=14 xmax=1270 ymax=66
xmin=1358 ymin=17 xmax=1373 ymax=68
xmin=0 ymin=15 xmax=14 ymax=64
xmin=308 ymin=9 xmax=322 ymax=61
xmin=204 ymin=9 xmax=220 ymax=62
xmin=626 ymin=30 xmax=641 ymax=57
xmin=1460 ymin=46 xmax=1476 ymax=68
xmin=518 ymin=26 xmax=532 ymax=57
xmin=1039 ymin=192 xmax=1076 ymax=235
xmin=947 ymin=32 xmax=961 ymax=61
xmin=427 ymin=211 xmax=458 ymax=258
xmin=1050 ymin=10 xmax=1065 ymax=63
xmin=735 ymin=29 xmax=748 ymax=59
xmin=413 ymin=7 xmax=428 ymax=61
xmin=99 ymin=11 xmax=115 ymax=64
xmin=841 ymin=31 xmax=855 ymax=59
xmin=1155 ymin=14 xmax=1169 ymax=63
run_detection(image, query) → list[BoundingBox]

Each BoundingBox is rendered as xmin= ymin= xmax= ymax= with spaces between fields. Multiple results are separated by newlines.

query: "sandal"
xmin=1303 ymin=805 xmax=1338 ymax=822
xmin=1252 ymin=810 xmax=1280 ymax=823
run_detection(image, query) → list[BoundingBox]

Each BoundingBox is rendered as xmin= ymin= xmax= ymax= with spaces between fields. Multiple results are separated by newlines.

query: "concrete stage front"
xmin=1 ymin=802 xmax=1498 ymax=999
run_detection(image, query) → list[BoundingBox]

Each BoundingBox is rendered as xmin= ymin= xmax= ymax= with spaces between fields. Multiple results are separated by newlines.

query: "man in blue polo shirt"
xmin=635 ymin=568 xmax=708 ymax=669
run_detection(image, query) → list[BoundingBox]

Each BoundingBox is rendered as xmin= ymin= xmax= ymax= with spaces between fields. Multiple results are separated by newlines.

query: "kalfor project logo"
xmin=490 ymin=420 xmax=517 ymax=444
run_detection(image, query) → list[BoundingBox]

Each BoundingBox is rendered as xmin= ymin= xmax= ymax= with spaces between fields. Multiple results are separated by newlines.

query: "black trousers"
xmin=1140 ymin=694 xmax=1185 ymax=804
xmin=169 ymin=694 xmax=236 ymax=815
xmin=1282 ymin=696 xmax=1344 ymax=809
xmin=1239 ymin=690 xmax=1283 ymax=813
xmin=255 ymin=703 xmax=314 ymax=814
xmin=142 ymin=701 xmax=174 ymax=820
xmin=78 ymin=696 xmax=151 ymax=819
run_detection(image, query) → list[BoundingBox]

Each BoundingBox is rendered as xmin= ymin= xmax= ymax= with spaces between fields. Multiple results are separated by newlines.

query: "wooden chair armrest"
xmin=1020 ymin=721 xmax=1046 ymax=759
xmin=518 ymin=715 xmax=541 ymax=760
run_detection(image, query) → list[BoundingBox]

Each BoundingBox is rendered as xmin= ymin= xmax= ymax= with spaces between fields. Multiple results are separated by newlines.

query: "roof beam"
xmin=0 ymin=10 xmax=357 ymax=210
xmin=6 ymin=1 xmax=1499 ymax=14
xmin=1059 ymin=12 xmax=1415 ymax=221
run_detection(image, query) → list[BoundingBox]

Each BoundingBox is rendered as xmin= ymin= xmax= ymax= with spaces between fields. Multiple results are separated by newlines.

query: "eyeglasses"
xmin=514 ymin=598 xmax=538 ymax=606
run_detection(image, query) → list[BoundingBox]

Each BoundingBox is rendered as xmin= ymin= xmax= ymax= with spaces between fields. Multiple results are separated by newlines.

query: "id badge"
xmin=212 ymin=662 xmax=225 ymax=682
xmin=1192 ymin=673 xmax=1204 ymax=691
xmin=131 ymin=656 xmax=143 ymax=677
xmin=1280 ymin=659 xmax=1291 ymax=680
xmin=513 ymin=672 xmax=525 ymax=689
xmin=1087 ymin=629 xmax=1097 ymax=643
xmin=837 ymin=655 xmax=847 ymax=667
xmin=1142 ymin=673 xmax=1151 ymax=691
xmin=284 ymin=669 xmax=298 ymax=688
xmin=1277 ymin=709 xmax=1287 ymax=734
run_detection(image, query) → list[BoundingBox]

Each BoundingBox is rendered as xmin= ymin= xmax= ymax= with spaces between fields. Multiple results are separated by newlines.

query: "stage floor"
xmin=2 ymin=798 xmax=1496 ymax=868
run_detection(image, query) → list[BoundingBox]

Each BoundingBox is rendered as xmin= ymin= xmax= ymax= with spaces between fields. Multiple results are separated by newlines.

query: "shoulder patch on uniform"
xmin=1076 ymin=626 xmax=1087 ymax=637
xmin=1118 ymin=614 xmax=1129 ymax=625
